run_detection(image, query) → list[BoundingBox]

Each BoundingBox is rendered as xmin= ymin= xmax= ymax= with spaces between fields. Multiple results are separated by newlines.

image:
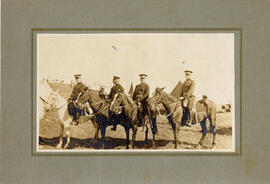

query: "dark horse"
xmin=151 ymin=87 xmax=183 ymax=148
xmin=110 ymin=92 xmax=157 ymax=148
xmin=76 ymin=89 xmax=111 ymax=148
xmin=77 ymin=89 xmax=138 ymax=149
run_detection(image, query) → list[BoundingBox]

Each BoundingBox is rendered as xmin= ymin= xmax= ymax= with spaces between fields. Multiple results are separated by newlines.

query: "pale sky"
xmin=37 ymin=33 xmax=234 ymax=104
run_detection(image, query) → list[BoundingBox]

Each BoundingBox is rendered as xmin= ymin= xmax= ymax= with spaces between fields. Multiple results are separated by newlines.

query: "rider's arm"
xmin=142 ymin=84 xmax=150 ymax=101
xmin=184 ymin=80 xmax=195 ymax=99
xmin=108 ymin=87 xmax=114 ymax=99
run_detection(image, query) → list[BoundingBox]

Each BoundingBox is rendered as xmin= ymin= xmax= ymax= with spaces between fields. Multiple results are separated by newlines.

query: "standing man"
xmin=133 ymin=74 xmax=150 ymax=127
xmin=68 ymin=74 xmax=88 ymax=125
xmin=180 ymin=70 xmax=195 ymax=127
xmin=109 ymin=76 xmax=124 ymax=131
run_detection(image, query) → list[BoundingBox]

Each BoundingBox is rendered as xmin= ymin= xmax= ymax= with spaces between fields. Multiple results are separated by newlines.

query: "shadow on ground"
xmin=39 ymin=136 xmax=201 ymax=150
xmin=216 ymin=127 xmax=232 ymax=136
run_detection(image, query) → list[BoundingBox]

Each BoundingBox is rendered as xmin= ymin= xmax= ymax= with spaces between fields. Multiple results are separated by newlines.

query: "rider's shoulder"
xmin=142 ymin=82 xmax=150 ymax=88
xmin=184 ymin=79 xmax=195 ymax=84
xmin=117 ymin=83 xmax=124 ymax=88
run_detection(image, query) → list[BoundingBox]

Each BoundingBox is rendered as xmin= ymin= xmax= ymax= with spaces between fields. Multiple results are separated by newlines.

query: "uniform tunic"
xmin=68 ymin=82 xmax=88 ymax=122
xmin=133 ymin=82 xmax=150 ymax=126
xmin=133 ymin=82 xmax=150 ymax=102
xmin=179 ymin=79 xmax=195 ymax=111
xmin=109 ymin=83 xmax=124 ymax=99
xmin=181 ymin=79 xmax=195 ymax=99
xmin=69 ymin=82 xmax=88 ymax=101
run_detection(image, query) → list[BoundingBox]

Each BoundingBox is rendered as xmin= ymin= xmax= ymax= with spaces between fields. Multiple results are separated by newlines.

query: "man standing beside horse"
xmin=179 ymin=70 xmax=196 ymax=127
xmin=68 ymin=74 xmax=88 ymax=125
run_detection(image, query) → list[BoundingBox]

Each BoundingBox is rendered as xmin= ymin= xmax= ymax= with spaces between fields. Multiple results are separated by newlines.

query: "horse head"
xmin=110 ymin=92 xmax=124 ymax=115
xmin=152 ymin=87 xmax=166 ymax=104
xmin=76 ymin=90 xmax=90 ymax=108
xmin=43 ymin=91 xmax=59 ymax=112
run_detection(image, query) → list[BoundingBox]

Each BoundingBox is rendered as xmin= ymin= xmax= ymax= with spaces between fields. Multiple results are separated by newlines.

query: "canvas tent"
xmin=170 ymin=81 xmax=182 ymax=98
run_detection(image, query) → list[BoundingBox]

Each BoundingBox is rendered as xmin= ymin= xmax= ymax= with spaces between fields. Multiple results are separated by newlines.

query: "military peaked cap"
xmin=113 ymin=76 xmax=120 ymax=80
xmin=139 ymin=74 xmax=147 ymax=78
xmin=184 ymin=70 xmax=193 ymax=74
xmin=74 ymin=74 xmax=82 ymax=79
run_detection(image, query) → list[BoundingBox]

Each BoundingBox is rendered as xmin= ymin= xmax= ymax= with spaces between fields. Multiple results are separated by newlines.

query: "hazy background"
xmin=37 ymin=33 xmax=234 ymax=104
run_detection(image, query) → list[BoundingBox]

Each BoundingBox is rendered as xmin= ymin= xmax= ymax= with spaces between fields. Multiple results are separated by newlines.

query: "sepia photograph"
xmin=36 ymin=32 xmax=235 ymax=152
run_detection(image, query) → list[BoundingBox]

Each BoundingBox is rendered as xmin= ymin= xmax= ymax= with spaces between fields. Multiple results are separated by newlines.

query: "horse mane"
xmin=124 ymin=94 xmax=136 ymax=106
xmin=85 ymin=89 xmax=102 ymax=101
xmin=160 ymin=90 xmax=178 ymax=103
xmin=51 ymin=91 xmax=66 ymax=107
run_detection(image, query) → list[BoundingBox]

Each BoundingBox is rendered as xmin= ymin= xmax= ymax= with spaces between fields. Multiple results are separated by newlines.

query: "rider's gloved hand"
xmin=179 ymin=96 xmax=184 ymax=100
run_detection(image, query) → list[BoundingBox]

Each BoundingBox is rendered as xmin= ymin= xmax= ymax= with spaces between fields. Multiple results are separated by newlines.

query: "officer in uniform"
xmin=133 ymin=74 xmax=150 ymax=127
xmin=68 ymin=74 xmax=88 ymax=125
xmin=109 ymin=76 xmax=124 ymax=131
xmin=98 ymin=86 xmax=108 ymax=100
xmin=179 ymin=70 xmax=195 ymax=127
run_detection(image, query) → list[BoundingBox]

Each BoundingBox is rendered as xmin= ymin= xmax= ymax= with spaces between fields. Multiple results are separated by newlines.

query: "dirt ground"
xmin=39 ymin=112 xmax=232 ymax=150
xmin=39 ymin=82 xmax=233 ymax=151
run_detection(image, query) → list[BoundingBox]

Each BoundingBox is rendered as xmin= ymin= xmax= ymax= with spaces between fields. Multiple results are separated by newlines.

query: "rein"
xmin=151 ymin=95 xmax=181 ymax=118
xmin=40 ymin=96 xmax=67 ymax=112
xmin=85 ymin=102 xmax=110 ymax=118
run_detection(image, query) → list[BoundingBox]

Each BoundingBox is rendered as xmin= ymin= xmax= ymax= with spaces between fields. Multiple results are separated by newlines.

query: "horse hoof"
xmin=196 ymin=144 xmax=202 ymax=149
xmin=63 ymin=143 xmax=70 ymax=149
xmin=56 ymin=143 xmax=62 ymax=149
xmin=211 ymin=144 xmax=216 ymax=149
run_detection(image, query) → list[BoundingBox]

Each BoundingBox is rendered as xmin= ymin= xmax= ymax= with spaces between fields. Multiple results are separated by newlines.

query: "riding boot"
xmin=71 ymin=109 xmax=77 ymax=125
xmin=186 ymin=111 xmax=192 ymax=127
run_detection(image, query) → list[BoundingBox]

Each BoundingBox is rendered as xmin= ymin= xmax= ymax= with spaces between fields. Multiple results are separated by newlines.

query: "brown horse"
xmin=151 ymin=87 xmax=183 ymax=148
xmin=195 ymin=98 xmax=217 ymax=149
xmin=109 ymin=92 xmax=140 ymax=149
xmin=76 ymin=89 xmax=112 ymax=148
xmin=110 ymin=92 xmax=158 ymax=148
xmin=77 ymin=89 xmax=139 ymax=149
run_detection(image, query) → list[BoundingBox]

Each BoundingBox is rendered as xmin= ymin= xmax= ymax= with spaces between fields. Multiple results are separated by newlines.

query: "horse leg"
xmin=56 ymin=123 xmax=64 ymax=149
xmin=125 ymin=127 xmax=130 ymax=149
xmin=99 ymin=122 xmax=106 ymax=149
xmin=168 ymin=117 xmax=178 ymax=149
xmin=174 ymin=122 xmax=180 ymax=149
xmin=144 ymin=126 xmax=149 ymax=147
xmin=93 ymin=120 xmax=99 ymax=148
xmin=63 ymin=128 xmax=71 ymax=149
xmin=198 ymin=118 xmax=207 ymax=148
xmin=132 ymin=124 xmax=138 ymax=149
xmin=63 ymin=121 xmax=72 ymax=149
xmin=209 ymin=115 xmax=217 ymax=149
xmin=151 ymin=117 xmax=157 ymax=148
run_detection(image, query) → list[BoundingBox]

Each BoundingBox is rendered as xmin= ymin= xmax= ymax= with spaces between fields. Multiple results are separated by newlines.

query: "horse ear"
xmin=161 ymin=87 xmax=165 ymax=91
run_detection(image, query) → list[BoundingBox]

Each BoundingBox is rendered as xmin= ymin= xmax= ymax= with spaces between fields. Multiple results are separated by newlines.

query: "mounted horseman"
xmin=108 ymin=76 xmax=125 ymax=131
xmin=133 ymin=74 xmax=157 ymax=132
xmin=178 ymin=70 xmax=196 ymax=127
xmin=67 ymin=74 xmax=88 ymax=125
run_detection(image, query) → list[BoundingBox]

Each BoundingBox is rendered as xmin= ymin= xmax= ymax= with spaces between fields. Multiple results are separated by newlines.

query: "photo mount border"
xmin=31 ymin=28 xmax=242 ymax=156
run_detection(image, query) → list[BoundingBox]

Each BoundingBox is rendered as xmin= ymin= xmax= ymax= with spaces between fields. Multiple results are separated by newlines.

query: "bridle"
xmin=78 ymin=90 xmax=110 ymax=117
xmin=40 ymin=95 xmax=67 ymax=112
xmin=110 ymin=94 xmax=124 ymax=114
xmin=151 ymin=92 xmax=181 ymax=118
